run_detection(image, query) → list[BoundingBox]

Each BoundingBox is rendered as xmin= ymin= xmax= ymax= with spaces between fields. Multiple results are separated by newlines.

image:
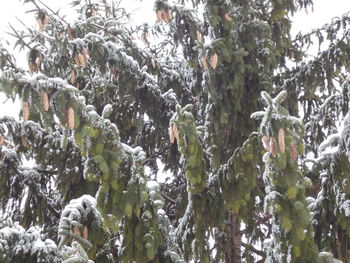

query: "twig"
xmin=8 ymin=23 xmax=32 ymax=50
xmin=161 ymin=192 xmax=176 ymax=204
xmin=241 ymin=242 xmax=265 ymax=258
xmin=37 ymin=0 xmax=68 ymax=24
xmin=3 ymin=54 xmax=17 ymax=70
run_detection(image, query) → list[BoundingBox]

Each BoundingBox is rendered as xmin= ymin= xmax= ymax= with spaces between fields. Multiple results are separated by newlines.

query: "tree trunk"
xmin=225 ymin=212 xmax=241 ymax=263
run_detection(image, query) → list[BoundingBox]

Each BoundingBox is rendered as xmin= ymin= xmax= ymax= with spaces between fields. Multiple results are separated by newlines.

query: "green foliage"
xmin=171 ymin=104 xmax=207 ymax=194
xmin=219 ymin=132 xmax=261 ymax=214
xmin=254 ymin=91 xmax=320 ymax=262
xmin=0 ymin=223 xmax=59 ymax=263
xmin=0 ymin=0 xmax=349 ymax=262
xmin=57 ymin=195 xmax=112 ymax=262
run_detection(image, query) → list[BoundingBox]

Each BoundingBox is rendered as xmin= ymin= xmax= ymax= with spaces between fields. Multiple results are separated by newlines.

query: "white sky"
xmin=0 ymin=0 xmax=350 ymax=118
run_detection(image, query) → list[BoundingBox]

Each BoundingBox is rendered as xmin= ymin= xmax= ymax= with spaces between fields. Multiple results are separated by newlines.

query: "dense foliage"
xmin=0 ymin=0 xmax=349 ymax=262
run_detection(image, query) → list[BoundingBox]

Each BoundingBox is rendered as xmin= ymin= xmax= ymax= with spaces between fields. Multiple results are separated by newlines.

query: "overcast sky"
xmin=0 ymin=0 xmax=350 ymax=118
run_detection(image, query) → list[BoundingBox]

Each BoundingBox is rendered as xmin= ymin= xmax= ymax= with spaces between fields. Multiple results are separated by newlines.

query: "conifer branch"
xmin=160 ymin=192 xmax=176 ymax=204
xmin=241 ymin=242 xmax=265 ymax=258
xmin=8 ymin=23 xmax=32 ymax=50
xmin=36 ymin=0 xmax=68 ymax=24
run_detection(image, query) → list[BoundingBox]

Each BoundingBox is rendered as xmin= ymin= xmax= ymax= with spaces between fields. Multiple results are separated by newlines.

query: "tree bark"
xmin=225 ymin=212 xmax=241 ymax=263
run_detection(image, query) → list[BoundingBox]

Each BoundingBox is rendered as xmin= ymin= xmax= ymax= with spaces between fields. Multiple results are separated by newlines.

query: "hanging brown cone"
xmin=67 ymin=27 xmax=74 ymax=40
xmin=33 ymin=62 xmax=39 ymax=73
xmin=21 ymin=137 xmax=30 ymax=149
xmin=74 ymin=54 xmax=81 ymax=66
xmin=167 ymin=10 xmax=173 ymax=21
xmin=70 ymin=69 xmax=76 ymax=84
xmin=0 ymin=138 xmax=14 ymax=149
xmin=210 ymin=53 xmax=218 ymax=69
xmin=224 ymin=13 xmax=233 ymax=22
xmin=37 ymin=54 xmax=43 ymax=71
xmin=43 ymin=14 xmax=49 ymax=28
xmin=141 ymin=31 xmax=149 ymax=45
xmin=196 ymin=31 xmax=202 ymax=43
xmin=156 ymin=10 xmax=163 ymax=22
xmin=269 ymin=137 xmax=277 ymax=157
xmin=37 ymin=18 xmax=44 ymax=32
xmin=73 ymin=226 xmax=81 ymax=237
xmin=82 ymin=226 xmax=88 ymax=240
xmin=168 ymin=126 xmax=175 ymax=144
xmin=28 ymin=61 xmax=34 ymax=75
xmin=82 ymin=47 xmax=90 ymax=60
xmin=151 ymin=59 xmax=156 ymax=68
xmin=67 ymin=107 xmax=75 ymax=129
xmin=37 ymin=13 xmax=49 ymax=31
xmin=41 ymin=92 xmax=49 ymax=111
xmin=28 ymin=60 xmax=38 ymax=75
xmin=172 ymin=124 xmax=179 ymax=141
xmin=161 ymin=11 xmax=169 ymax=23
xmin=290 ymin=142 xmax=298 ymax=161
xmin=61 ymin=112 xmax=68 ymax=126
xmin=112 ymin=67 xmax=120 ymax=81
xmin=78 ymin=54 xmax=86 ymax=68
xmin=23 ymin=101 xmax=29 ymax=121
xmin=201 ymin=55 xmax=208 ymax=69
xmin=262 ymin=135 xmax=270 ymax=151
xmin=278 ymin=128 xmax=285 ymax=154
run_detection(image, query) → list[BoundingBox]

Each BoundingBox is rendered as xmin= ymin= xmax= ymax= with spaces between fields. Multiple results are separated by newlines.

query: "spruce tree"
xmin=0 ymin=0 xmax=349 ymax=262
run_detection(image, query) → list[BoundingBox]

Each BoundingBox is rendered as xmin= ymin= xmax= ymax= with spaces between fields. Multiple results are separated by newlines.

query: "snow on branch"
xmin=0 ymin=223 xmax=59 ymax=262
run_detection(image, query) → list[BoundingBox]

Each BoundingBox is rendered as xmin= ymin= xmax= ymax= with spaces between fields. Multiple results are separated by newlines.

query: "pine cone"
xmin=67 ymin=27 xmax=74 ymax=40
xmin=269 ymin=137 xmax=277 ymax=157
xmin=168 ymin=126 xmax=175 ymax=144
xmin=78 ymin=54 xmax=86 ymax=68
xmin=201 ymin=55 xmax=208 ymax=69
xmin=172 ymin=124 xmax=179 ymax=140
xmin=28 ymin=61 xmax=38 ymax=75
xmin=21 ymin=137 xmax=30 ymax=149
xmin=74 ymin=54 xmax=81 ymax=66
xmin=156 ymin=10 xmax=163 ymax=22
xmin=82 ymin=226 xmax=88 ymax=240
xmin=37 ymin=18 xmax=44 ymax=32
xmin=41 ymin=92 xmax=49 ymax=111
xmin=290 ymin=143 xmax=298 ymax=161
xmin=73 ymin=226 xmax=81 ymax=237
xmin=0 ymin=137 xmax=14 ymax=148
xmin=91 ymin=8 xmax=97 ymax=16
xmin=224 ymin=13 xmax=233 ymax=22
xmin=22 ymin=101 xmax=30 ymax=121
xmin=162 ymin=11 xmax=170 ymax=23
xmin=82 ymin=47 xmax=90 ymax=60
xmin=67 ymin=107 xmax=75 ymax=129
xmin=262 ymin=135 xmax=270 ymax=151
xmin=210 ymin=53 xmax=218 ymax=69
xmin=70 ymin=69 xmax=76 ymax=85
xmin=196 ymin=31 xmax=202 ymax=43
xmin=43 ymin=14 xmax=49 ymax=28
xmin=37 ymin=13 xmax=49 ymax=31
xmin=151 ymin=59 xmax=156 ymax=68
xmin=278 ymin=128 xmax=285 ymax=154
xmin=28 ymin=61 xmax=34 ymax=75
xmin=37 ymin=54 xmax=43 ymax=70
xmin=167 ymin=10 xmax=173 ymax=21
xmin=142 ymin=32 xmax=149 ymax=45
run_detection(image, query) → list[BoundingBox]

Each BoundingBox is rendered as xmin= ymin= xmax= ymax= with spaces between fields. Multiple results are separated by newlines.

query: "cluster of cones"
xmin=168 ymin=123 xmax=179 ymax=144
xmin=156 ymin=9 xmax=173 ymax=23
xmin=261 ymin=128 xmax=298 ymax=160
xmin=22 ymin=98 xmax=75 ymax=129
